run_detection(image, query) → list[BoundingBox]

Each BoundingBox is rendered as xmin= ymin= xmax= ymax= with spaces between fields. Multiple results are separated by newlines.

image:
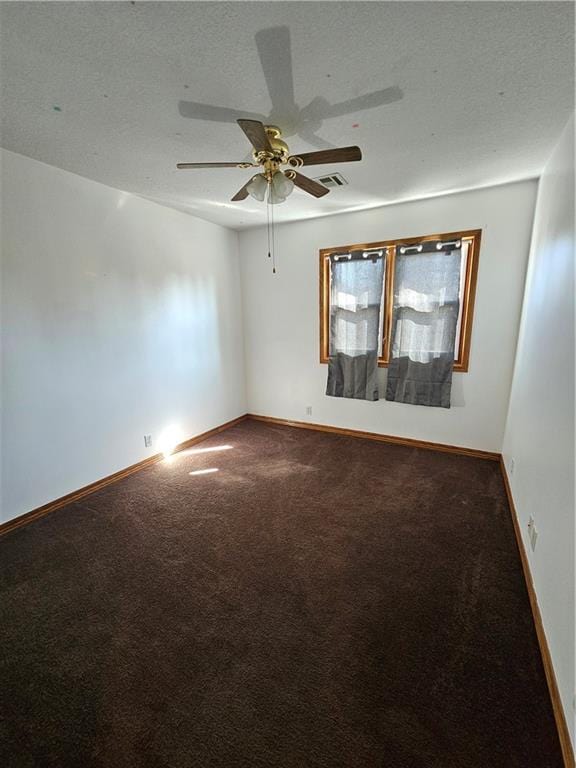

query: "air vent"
xmin=313 ymin=172 xmax=348 ymax=188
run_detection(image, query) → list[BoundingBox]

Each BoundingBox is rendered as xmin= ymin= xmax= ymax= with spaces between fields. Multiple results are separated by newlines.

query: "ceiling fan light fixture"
xmin=269 ymin=171 xmax=294 ymax=205
xmin=247 ymin=173 xmax=268 ymax=201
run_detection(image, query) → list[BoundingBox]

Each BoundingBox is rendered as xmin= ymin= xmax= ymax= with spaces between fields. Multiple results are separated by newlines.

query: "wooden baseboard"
xmin=500 ymin=457 xmax=575 ymax=767
xmin=0 ymin=414 xmax=248 ymax=537
xmin=246 ymin=413 xmax=500 ymax=461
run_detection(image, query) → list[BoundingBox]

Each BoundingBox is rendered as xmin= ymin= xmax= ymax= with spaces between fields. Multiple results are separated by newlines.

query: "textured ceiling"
xmin=1 ymin=1 xmax=574 ymax=230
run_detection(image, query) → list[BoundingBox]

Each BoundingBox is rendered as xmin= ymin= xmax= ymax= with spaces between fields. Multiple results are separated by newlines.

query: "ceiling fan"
xmin=176 ymin=118 xmax=362 ymax=204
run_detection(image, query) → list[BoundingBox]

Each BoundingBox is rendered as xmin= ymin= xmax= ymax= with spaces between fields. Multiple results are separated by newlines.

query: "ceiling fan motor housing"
xmin=253 ymin=125 xmax=289 ymax=167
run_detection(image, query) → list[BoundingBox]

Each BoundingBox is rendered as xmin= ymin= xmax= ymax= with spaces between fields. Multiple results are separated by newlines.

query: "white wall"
xmin=239 ymin=180 xmax=537 ymax=452
xmin=0 ymin=149 xmax=246 ymax=524
xmin=502 ymin=115 xmax=575 ymax=746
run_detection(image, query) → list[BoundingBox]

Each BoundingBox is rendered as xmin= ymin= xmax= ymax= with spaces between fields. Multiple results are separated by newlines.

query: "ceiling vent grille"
xmin=313 ymin=172 xmax=348 ymax=188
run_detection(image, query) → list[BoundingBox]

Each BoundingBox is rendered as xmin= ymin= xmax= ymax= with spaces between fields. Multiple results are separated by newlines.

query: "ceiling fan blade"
xmin=231 ymin=179 xmax=253 ymax=201
xmin=237 ymin=119 xmax=273 ymax=153
xmin=291 ymin=171 xmax=329 ymax=198
xmin=177 ymin=162 xmax=253 ymax=169
xmin=289 ymin=146 xmax=362 ymax=167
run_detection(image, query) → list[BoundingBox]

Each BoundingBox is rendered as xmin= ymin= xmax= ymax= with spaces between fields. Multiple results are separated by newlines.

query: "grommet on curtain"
xmin=436 ymin=240 xmax=461 ymax=250
xmin=399 ymin=244 xmax=423 ymax=255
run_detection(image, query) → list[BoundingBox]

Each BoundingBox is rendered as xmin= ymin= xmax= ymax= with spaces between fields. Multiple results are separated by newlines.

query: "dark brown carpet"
xmin=0 ymin=420 xmax=563 ymax=767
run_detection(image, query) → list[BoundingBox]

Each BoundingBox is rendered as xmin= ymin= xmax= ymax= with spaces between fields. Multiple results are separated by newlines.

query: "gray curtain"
xmin=326 ymin=252 xmax=385 ymax=400
xmin=386 ymin=243 xmax=462 ymax=408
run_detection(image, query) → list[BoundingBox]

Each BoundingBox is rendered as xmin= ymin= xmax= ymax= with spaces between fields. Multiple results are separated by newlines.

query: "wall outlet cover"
xmin=144 ymin=435 xmax=152 ymax=448
xmin=527 ymin=517 xmax=538 ymax=551
xmin=305 ymin=406 xmax=312 ymax=416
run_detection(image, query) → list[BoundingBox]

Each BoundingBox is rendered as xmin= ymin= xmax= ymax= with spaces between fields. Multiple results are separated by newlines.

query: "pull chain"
xmin=270 ymin=192 xmax=277 ymax=274
xmin=266 ymin=182 xmax=277 ymax=275
xmin=266 ymin=191 xmax=272 ymax=263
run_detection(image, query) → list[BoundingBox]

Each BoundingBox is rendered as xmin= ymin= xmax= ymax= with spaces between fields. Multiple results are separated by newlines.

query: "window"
xmin=320 ymin=229 xmax=481 ymax=373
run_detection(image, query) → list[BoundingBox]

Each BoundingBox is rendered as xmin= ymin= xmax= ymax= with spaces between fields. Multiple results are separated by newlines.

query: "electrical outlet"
xmin=144 ymin=435 xmax=152 ymax=448
xmin=509 ymin=457 xmax=515 ymax=475
xmin=528 ymin=516 xmax=538 ymax=552
xmin=305 ymin=406 xmax=312 ymax=417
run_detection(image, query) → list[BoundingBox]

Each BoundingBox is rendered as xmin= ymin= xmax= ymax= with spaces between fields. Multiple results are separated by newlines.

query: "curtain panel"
xmin=385 ymin=242 xmax=463 ymax=408
xmin=326 ymin=252 xmax=385 ymax=401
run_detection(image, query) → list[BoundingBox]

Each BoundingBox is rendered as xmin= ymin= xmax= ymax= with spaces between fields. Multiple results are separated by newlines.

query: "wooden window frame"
xmin=319 ymin=229 xmax=482 ymax=373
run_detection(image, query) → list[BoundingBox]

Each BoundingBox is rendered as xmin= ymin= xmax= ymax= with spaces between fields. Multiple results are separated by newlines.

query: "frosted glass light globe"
xmin=269 ymin=171 xmax=294 ymax=205
xmin=247 ymin=174 xmax=268 ymax=202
